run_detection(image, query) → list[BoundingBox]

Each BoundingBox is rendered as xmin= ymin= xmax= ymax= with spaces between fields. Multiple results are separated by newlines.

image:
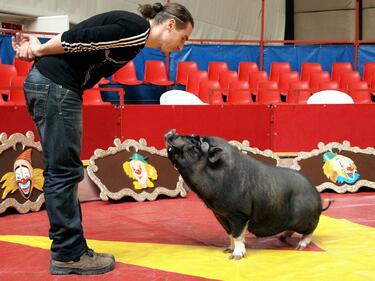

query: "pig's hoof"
xmin=296 ymin=243 xmax=307 ymax=250
xmin=223 ymin=248 xmax=233 ymax=254
xmin=229 ymin=253 xmax=246 ymax=260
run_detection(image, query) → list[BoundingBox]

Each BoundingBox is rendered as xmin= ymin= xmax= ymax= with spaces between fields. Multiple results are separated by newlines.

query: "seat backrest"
xmin=208 ymin=62 xmax=228 ymax=81
xmin=83 ymin=88 xmax=110 ymax=105
xmin=258 ymin=80 xmax=278 ymax=90
xmin=339 ymin=71 xmax=361 ymax=90
xmin=301 ymin=62 xmax=323 ymax=81
xmin=348 ymin=89 xmax=372 ymax=104
xmin=113 ymin=61 xmax=142 ymax=85
xmin=270 ymin=62 xmax=291 ymax=82
xmin=175 ymin=61 xmax=198 ymax=85
xmin=278 ymin=71 xmax=299 ymax=92
xmin=227 ymin=89 xmax=253 ymax=105
xmin=238 ymin=62 xmax=259 ymax=81
xmin=348 ymin=81 xmax=368 ymax=90
xmin=219 ymin=70 xmax=238 ymax=90
xmin=309 ymin=71 xmax=330 ymax=91
xmin=186 ymin=70 xmax=209 ymax=95
xmin=14 ymin=58 xmax=33 ymax=77
xmin=9 ymin=76 xmax=26 ymax=105
xmin=229 ymin=80 xmax=250 ymax=90
xmin=144 ymin=60 xmax=173 ymax=85
xmin=198 ymin=80 xmax=221 ymax=104
xmin=318 ymin=81 xmax=339 ymax=91
xmin=286 ymin=81 xmax=311 ymax=104
xmin=248 ymin=71 xmax=269 ymax=94
xmin=0 ymin=63 xmax=17 ymax=88
xmin=331 ymin=62 xmax=353 ymax=81
xmin=363 ymin=62 xmax=375 ymax=86
xmin=257 ymin=89 xmax=282 ymax=104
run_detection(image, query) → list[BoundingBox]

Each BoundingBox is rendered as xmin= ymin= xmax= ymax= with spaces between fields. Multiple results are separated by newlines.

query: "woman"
xmin=12 ymin=2 xmax=193 ymax=275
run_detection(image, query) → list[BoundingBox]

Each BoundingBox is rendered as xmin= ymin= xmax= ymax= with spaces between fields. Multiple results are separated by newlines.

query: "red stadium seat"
xmin=0 ymin=94 xmax=8 ymax=105
xmin=14 ymin=57 xmax=33 ymax=77
xmin=229 ymin=80 xmax=250 ymax=90
xmin=331 ymin=62 xmax=353 ymax=81
xmin=339 ymin=71 xmax=361 ymax=90
xmin=300 ymin=62 xmax=323 ymax=82
xmin=309 ymin=71 xmax=330 ymax=92
xmin=198 ymin=80 xmax=222 ymax=104
xmin=144 ymin=60 xmax=173 ymax=86
xmin=227 ymin=89 xmax=253 ymax=105
xmin=8 ymin=76 xmax=26 ymax=105
xmin=348 ymin=81 xmax=369 ymax=91
xmin=98 ymin=77 xmax=110 ymax=85
xmin=208 ymin=62 xmax=228 ymax=81
xmin=238 ymin=62 xmax=259 ymax=81
xmin=286 ymin=81 xmax=311 ymax=104
xmin=318 ymin=81 xmax=340 ymax=91
xmin=186 ymin=70 xmax=209 ymax=95
xmin=219 ymin=70 xmax=238 ymax=94
xmin=270 ymin=62 xmax=291 ymax=82
xmin=347 ymin=81 xmax=371 ymax=103
xmin=83 ymin=87 xmax=111 ymax=106
xmin=113 ymin=61 xmax=142 ymax=85
xmin=175 ymin=61 xmax=198 ymax=86
xmin=278 ymin=71 xmax=299 ymax=94
xmin=348 ymin=89 xmax=372 ymax=104
xmin=248 ymin=70 xmax=269 ymax=95
xmin=362 ymin=62 xmax=375 ymax=86
xmin=0 ymin=63 xmax=17 ymax=98
xmin=257 ymin=89 xmax=282 ymax=104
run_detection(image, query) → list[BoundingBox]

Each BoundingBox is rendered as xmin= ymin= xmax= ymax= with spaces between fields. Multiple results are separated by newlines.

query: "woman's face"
xmin=159 ymin=19 xmax=193 ymax=54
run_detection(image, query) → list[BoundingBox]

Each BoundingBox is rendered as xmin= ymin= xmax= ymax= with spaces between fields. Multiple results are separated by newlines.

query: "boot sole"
xmin=50 ymin=261 xmax=115 ymax=275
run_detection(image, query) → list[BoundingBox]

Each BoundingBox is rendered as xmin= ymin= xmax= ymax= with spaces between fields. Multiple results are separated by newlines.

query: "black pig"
xmin=165 ymin=129 xmax=332 ymax=260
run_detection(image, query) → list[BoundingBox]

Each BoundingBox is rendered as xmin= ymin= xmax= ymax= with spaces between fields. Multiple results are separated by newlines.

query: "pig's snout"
xmin=165 ymin=129 xmax=177 ymax=142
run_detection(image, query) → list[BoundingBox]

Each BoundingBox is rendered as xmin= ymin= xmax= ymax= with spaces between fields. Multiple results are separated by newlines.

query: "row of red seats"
xmin=179 ymin=61 xmax=375 ymax=104
xmin=2 ymin=59 xmax=375 ymax=105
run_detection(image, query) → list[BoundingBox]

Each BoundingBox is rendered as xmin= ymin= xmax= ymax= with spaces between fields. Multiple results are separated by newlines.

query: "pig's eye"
xmin=168 ymin=147 xmax=172 ymax=152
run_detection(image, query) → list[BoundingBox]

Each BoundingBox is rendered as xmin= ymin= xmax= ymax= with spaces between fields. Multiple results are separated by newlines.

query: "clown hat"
xmin=129 ymin=153 xmax=148 ymax=163
xmin=16 ymin=148 xmax=33 ymax=163
xmin=323 ymin=151 xmax=336 ymax=163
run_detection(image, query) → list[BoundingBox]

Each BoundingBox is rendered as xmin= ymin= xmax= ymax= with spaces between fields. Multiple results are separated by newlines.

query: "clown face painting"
xmin=123 ymin=153 xmax=158 ymax=190
xmin=323 ymin=151 xmax=360 ymax=185
xmin=1 ymin=149 xmax=44 ymax=200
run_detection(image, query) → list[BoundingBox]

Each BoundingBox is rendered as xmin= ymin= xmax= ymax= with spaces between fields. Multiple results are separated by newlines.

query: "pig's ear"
xmin=208 ymin=146 xmax=223 ymax=164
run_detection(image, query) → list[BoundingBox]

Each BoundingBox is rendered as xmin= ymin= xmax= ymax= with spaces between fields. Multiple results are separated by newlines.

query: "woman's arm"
xmin=12 ymin=33 xmax=65 ymax=61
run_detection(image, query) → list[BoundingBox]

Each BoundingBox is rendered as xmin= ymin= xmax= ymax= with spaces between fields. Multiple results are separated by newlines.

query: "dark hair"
xmin=138 ymin=2 xmax=194 ymax=29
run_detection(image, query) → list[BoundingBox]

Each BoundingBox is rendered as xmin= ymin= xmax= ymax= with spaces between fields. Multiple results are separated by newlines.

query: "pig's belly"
xmin=248 ymin=222 xmax=287 ymax=237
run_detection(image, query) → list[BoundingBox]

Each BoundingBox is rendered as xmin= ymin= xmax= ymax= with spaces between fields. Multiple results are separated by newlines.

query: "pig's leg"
xmin=213 ymin=214 xmax=234 ymax=253
xmin=224 ymin=235 xmax=235 ymax=253
xmin=279 ymin=230 xmax=294 ymax=241
xmin=297 ymin=233 xmax=313 ymax=250
xmin=229 ymin=220 xmax=249 ymax=260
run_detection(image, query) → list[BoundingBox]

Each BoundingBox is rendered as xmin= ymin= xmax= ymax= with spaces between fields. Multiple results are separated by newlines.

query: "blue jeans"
xmin=24 ymin=67 xmax=87 ymax=261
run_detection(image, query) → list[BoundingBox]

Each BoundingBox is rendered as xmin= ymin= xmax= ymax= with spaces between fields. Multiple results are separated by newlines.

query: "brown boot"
xmin=50 ymin=249 xmax=115 ymax=275
xmin=87 ymin=248 xmax=115 ymax=261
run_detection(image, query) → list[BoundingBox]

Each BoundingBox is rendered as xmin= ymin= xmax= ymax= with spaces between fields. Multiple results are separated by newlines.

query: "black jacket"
xmin=35 ymin=10 xmax=150 ymax=93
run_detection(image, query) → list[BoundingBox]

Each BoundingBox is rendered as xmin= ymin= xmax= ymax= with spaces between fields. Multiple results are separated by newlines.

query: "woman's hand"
xmin=12 ymin=32 xmax=42 ymax=61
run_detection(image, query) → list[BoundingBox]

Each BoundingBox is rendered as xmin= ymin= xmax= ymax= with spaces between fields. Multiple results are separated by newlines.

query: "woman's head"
xmin=139 ymin=2 xmax=194 ymax=54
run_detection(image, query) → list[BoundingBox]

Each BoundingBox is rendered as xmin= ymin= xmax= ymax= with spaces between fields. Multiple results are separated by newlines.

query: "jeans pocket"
xmin=24 ymin=81 xmax=50 ymax=123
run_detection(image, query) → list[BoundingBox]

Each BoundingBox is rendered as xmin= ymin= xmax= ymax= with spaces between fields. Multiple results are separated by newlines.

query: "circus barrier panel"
xmin=290 ymin=141 xmax=375 ymax=193
xmin=87 ymin=138 xmax=186 ymax=201
xmin=0 ymin=132 xmax=45 ymax=214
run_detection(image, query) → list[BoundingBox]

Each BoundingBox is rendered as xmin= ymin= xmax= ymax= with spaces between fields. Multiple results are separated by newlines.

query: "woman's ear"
xmin=167 ymin=18 xmax=176 ymax=31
